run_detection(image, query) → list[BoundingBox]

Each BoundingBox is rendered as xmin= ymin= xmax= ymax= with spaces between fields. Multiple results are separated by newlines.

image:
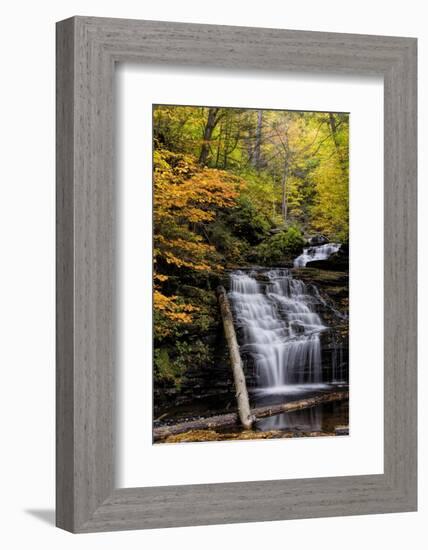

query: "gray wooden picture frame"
xmin=56 ymin=16 xmax=417 ymax=533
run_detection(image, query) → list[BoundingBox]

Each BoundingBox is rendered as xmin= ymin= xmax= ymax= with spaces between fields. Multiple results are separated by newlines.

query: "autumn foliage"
xmin=153 ymin=147 xmax=243 ymax=329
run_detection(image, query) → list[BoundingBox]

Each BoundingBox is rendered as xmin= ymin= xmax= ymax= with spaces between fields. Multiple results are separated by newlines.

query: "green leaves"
xmin=250 ymin=226 xmax=306 ymax=265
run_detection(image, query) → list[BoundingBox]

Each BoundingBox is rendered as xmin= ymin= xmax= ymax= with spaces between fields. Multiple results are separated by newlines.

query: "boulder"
xmin=306 ymin=247 xmax=349 ymax=271
xmin=308 ymin=234 xmax=329 ymax=246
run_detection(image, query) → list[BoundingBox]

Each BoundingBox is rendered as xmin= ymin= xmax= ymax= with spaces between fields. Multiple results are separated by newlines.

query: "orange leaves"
xmin=154 ymin=273 xmax=169 ymax=282
xmin=163 ymin=250 xmax=210 ymax=271
xmin=154 ymin=290 xmax=198 ymax=324
xmin=157 ymin=234 xmax=214 ymax=271
xmin=153 ymin=147 xmax=242 ymax=324
xmin=153 ymin=149 xmax=243 ymax=226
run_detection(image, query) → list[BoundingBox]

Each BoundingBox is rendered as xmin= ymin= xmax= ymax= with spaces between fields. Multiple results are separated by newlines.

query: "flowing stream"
xmin=294 ymin=242 xmax=341 ymax=267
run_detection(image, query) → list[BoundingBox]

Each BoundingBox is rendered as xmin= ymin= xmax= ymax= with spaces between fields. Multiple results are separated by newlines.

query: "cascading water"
xmin=228 ymin=269 xmax=326 ymax=394
xmin=294 ymin=242 xmax=341 ymax=267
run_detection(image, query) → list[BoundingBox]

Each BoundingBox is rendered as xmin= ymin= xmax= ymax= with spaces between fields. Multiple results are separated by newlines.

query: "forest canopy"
xmin=152 ymin=105 xmax=349 ymax=388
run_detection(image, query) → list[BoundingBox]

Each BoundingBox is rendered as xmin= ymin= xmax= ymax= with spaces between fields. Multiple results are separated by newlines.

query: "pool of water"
xmin=252 ymin=384 xmax=349 ymax=435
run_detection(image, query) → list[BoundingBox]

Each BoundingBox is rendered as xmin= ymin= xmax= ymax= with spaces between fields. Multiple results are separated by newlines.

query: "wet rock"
xmin=268 ymin=226 xmax=287 ymax=235
xmin=306 ymin=255 xmax=348 ymax=271
xmin=306 ymin=245 xmax=349 ymax=271
xmin=292 ymin=268 xmax=348 ymax=289
xmin=291 ymin=267 xmax=349 ymax=383
xmin=308 ymin=234 xmax=329 ymax=246
xmin=335 ymin=426 xmax=349 ymax=436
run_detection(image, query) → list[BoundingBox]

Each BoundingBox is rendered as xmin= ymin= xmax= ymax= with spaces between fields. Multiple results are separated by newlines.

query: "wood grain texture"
xmin=56 ymin=16 xmax=417 ymax=533
xmin=56 ymin=18 xmax=75 ymax=532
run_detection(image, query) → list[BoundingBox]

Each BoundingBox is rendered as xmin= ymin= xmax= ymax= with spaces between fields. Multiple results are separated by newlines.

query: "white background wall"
xmin=0 ymin=1 xmax=424 ymax=548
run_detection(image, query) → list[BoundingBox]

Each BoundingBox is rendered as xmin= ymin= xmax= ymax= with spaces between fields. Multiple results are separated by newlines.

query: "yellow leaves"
xmin=153 ymin=148 xmax=238 ymax=327
xmin=153 ymin=290 xmax=173 ymax=311
xmin=153 ymin=149 xmax=242 ymax=226
xmin=163 ymin=250 xmax=209 ymax=271
xmin=153 ymin=148 xmax=240 ymax=278
xmin=154 ymin=273 xmax=168 ymax=282
xmin=154 ymin=290 xmax=199 ymax=324
xmin=156 ymin=235 xmax=216 ymax=272
xmin=310 ymin=148 xmax=348 ymax=240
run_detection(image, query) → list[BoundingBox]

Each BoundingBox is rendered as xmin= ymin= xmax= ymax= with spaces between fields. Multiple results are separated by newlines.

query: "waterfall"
xmin=228 ymin=269 xmax=326 ymax=394
xmin=294 ymin=242 xmax=341 ymax=267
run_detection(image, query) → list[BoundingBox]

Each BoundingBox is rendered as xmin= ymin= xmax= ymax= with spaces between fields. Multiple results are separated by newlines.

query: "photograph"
xmin=152 ymin=104 xmax=349 ymax=443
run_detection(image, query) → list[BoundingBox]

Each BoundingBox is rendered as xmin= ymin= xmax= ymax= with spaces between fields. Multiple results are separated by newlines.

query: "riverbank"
xmin=154 ymin=388 xmax=349 ymax=443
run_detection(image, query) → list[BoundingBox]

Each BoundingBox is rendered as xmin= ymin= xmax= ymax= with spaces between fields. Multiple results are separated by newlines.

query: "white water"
xmin=294 ymin=242 xmax=341 ymax=267
xmin=228 ymin=269 xmax=326 ymax=394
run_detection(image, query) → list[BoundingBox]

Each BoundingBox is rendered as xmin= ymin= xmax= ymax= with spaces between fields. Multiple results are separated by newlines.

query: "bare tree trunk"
xmin=253 ymin=110 xmax=263 ymax=169
xmin=216 ymin=286 xmax=253 ymax=429
xmin=153 ymin=391 xmax=349 ymax=441
xmin=215 ymin=118 xmax=223 ymax=167
xmin=328 ymin=112 xmax=341 ymax=154
xmin=222 ymin=112 xmax=230 ymax=169
xmin=281 ymin=158 xmax=288 ymax=223
xmin=199 ymin=107 xmax=220 ymax=165
xmin=328 ymin=112 xmax=347 ymax=173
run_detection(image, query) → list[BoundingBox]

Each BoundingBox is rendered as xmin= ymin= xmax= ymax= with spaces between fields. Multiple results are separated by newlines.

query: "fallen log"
xmin=216 ymin=285 xmax=253 ymax=430
xmin=153 ymin=390 xmax=348 ymax=441
xmin=249 ymin=390 xmax=349 ymax=419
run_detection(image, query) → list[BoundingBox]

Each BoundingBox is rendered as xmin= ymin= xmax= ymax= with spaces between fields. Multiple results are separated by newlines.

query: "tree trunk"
xmin=328 ymin=112 xmax=347 ymax=173
xmin=252 ymin=110 xmax=263 ymax=169
xmin=153 ymin=391 xmax=348 ymax=441
xmin=281 ymin=158 xmax=288 ymax=223
xmin=328 ymin=112 xmax=338 ymax=137
xmin=199 ymin=107 xmax=220 ymax=165
xmin=222 ymin=112 xmax=230 ymax=169
xmin=215 ymin=118 xmax=223 ymax=167
xmin=216 ymin=286 xmax=253 ymax=429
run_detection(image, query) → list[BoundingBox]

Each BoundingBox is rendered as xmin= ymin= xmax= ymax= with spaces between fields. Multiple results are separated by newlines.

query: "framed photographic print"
xmin=56 ymin=17 xmax=417 ymax=532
